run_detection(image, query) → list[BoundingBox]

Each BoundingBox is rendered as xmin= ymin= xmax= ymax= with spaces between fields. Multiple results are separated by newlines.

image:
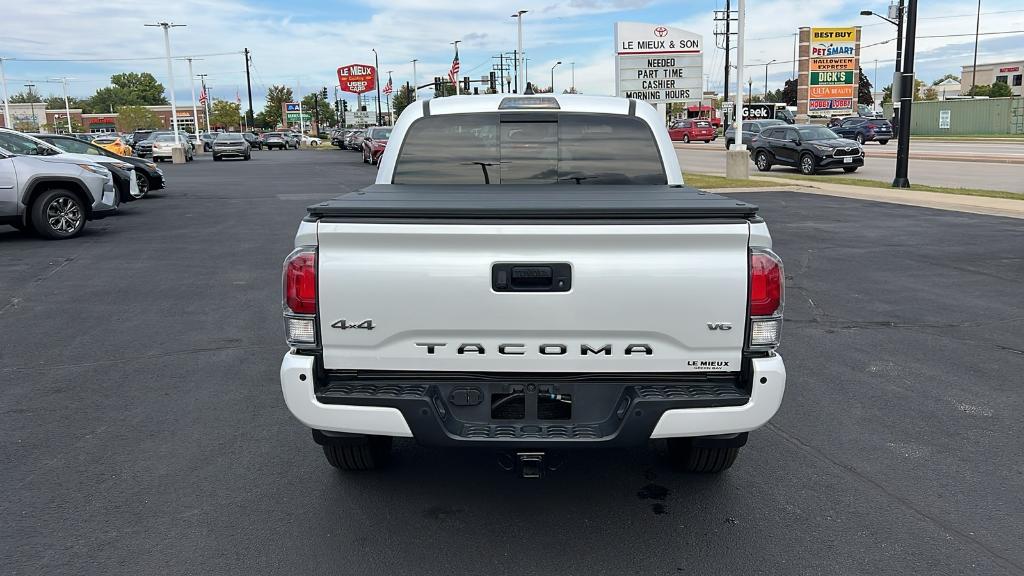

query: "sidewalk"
xmin=707 ymin=175 xmax=1024 ymax=220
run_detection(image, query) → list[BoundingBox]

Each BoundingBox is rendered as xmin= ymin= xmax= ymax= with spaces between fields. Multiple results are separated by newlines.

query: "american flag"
xmin=383 ymin=74 xmax=393 ymax=96
xmin=199 ymin=88 xmax=208 ymax=106
xmin=447 ymin=46 xmax=460 ymax=85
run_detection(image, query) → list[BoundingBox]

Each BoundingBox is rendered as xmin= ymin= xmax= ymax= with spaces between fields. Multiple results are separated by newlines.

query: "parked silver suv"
xmin=0 ymin=146 xmax=117 ymax=239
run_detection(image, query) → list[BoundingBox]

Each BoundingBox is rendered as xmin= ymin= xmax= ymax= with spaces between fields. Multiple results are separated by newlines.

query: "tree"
xmin=43 ymin=118 xmax=86 ymax=134
xmin=390 ymin=83 xmax=415 ymax=119
xmin=921 ymin=87 xmax=938 ymax=101
xmin=967 ymin=84 xmax=990 ymax=97
xmin=858 ymin=67 xmax=873 ymax=105
xmin=882 ymin=83 xmax=892 ymax=103
xmin=87 ymin=86 xmax=130 ymax=114
xmin=932 ymin=73 xmax=960 ymax=85
xmin=780 ymin=78 xmax=797 ymax=106
xmin=110 ymin=72 xmax=167 ymax=105
xmin=44 ymin=95 xmax=88 ymax=110
xmin=989 ymin=81 xmax=1012 ymax=98
xmin=9 ymin=90 xmax=42 ymax=103
xmin=209 ymin=99 xmax=242 ymax=129
xmin=261 ymin=85 xmax=294 ymax=128
xmin=116 ymin=105 xmax=162 ymax=132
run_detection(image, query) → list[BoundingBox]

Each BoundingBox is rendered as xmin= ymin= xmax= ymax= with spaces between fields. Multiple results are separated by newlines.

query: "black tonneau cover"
xmin=307 ymin=185 xmax=758 ymax=220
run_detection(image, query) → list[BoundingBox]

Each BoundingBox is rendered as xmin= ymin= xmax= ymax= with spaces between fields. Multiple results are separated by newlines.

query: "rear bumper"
xmin=280 ymin=352 xmax=785 ymax=445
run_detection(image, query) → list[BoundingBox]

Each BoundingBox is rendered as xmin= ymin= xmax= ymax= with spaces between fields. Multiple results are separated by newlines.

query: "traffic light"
xmin=489 ymin=71 xmax=496 ymax=92
xmin=462 ymin=76 xmax=470 ymax=93
xmin=321 ymin=86 xmax=328 ymax=100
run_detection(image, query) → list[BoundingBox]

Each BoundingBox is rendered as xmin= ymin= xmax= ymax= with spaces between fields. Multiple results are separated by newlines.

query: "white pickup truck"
xmin=280 ymin=94 xmax=785 ymax=477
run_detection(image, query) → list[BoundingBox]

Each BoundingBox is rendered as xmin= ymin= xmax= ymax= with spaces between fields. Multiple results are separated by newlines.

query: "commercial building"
xmin=0 ymin=104 xmax=208 ymax=133
xmin=961 ymin=60 xmax=1024 ymax=96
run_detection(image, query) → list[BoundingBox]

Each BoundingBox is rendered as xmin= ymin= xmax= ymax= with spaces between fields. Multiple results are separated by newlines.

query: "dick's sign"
xmin=614 ymin=22 xmax=703 ymax=105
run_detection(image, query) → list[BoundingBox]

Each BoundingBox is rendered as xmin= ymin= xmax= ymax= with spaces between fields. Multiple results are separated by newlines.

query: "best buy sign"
xmin=810 ymin=71 xmax=854 ymax=85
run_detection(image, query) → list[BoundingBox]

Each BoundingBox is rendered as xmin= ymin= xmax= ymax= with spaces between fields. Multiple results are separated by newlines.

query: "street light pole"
xmin=512 ymin=10 xmax=527 ymax=94
xmin=893 ymin=0 xmax=918 ymax=188
xmin=49 ymin=77 xmax=75 ymax=133
xmin=764 ymin=59 xmax=775 ymax=100
xmin=197 ymin=73 xmax=211 ymax=134
xmin=860 ymin=4 xmax=903 ymax=126
xmin=24 ymin=84 xmax=36 ymax=130
xmin=0 ymin=57 xmax=10 ymax=129
xmin=185 ymin=57 xmax=200 ymax=136
xmin=451 ymin=40 xmax=462 ymax=96
xmin=570 ymin=61 xmax=575 ymax=92
xmin=970 ymin=0 xmax=981 ymax=96
xmin=410 ymin=59 xmax=418 ymax=101
xmin=732 ymin=0 xmax=745 ymax=150
xmin=551 ymin=61 xmax=561 ymax=93
xmin=372 ymin=48 xmax=382 ymax=125
xmin=146 ymin=22 xmax=185 ymax=147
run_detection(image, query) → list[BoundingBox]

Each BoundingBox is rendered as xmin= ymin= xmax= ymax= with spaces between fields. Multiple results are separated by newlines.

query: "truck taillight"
xmin=283 ymin=246 xmax=318 ymax=349
xmin=748 ymin=249 xmax=784 ymax=349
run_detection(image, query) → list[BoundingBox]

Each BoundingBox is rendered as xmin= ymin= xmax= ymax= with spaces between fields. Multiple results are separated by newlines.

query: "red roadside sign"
xmin=337 ymin=64 xmax=377 ymax=94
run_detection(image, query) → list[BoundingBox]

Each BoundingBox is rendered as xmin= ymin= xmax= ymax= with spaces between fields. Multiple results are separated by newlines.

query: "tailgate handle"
xmin=493 ymin=263 xmax=571 ymax=292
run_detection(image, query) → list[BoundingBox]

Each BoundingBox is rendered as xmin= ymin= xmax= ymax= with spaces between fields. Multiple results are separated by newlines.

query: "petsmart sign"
xmin=615 ymin=22 xmax=703 ymax=105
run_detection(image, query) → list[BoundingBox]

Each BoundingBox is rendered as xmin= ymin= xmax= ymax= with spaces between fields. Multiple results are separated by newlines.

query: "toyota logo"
xmin=654 ymin=26 xmax=668 ymax=37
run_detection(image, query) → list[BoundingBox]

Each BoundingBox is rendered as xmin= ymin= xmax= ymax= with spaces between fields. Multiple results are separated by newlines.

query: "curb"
xmin=691 ymin=175 xmax=1024 ymax=220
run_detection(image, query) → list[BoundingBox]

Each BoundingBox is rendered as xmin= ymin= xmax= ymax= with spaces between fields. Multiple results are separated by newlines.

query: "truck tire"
xmin=31 ymin=188 xmax=86 ymax=240
xmin=322 ymin=435 xmax=392 ymax=470
xmin=667 ymin=438 xmax=739 ymax=473
xmin=799 ymin=153 xmax=817 ymax=175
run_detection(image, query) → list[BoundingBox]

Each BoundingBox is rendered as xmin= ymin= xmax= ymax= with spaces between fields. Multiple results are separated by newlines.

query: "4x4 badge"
xmin=331 ymin=319 xmax=375 ymax=330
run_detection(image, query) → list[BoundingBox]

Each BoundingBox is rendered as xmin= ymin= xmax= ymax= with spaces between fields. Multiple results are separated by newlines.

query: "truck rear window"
xmin=392 ymin=112 xmax=666 ymax=185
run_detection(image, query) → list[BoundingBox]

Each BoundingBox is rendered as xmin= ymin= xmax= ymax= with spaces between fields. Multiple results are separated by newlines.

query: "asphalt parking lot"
xmin=2 ymin=149 xmax=1022 ymax=575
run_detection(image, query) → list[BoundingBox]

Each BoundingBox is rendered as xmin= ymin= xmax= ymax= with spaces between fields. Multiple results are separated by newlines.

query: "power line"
xmin=6 ymin=50 xmax=243 ymax=63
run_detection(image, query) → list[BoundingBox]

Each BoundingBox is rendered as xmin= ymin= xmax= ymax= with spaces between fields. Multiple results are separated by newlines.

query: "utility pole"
xmin=244 ymin=48 xmax=254 ymax=128
xmin=197 ymin=74 xmax=211 ymax=134
xmin=512 ymin=10 xmax=527 ymax=93
xmin=372 ymin=48 xmax=382 ymax=125
xmin=0 ymin=57 xmax=10 ymax=129
xmin=893 ymin=0 xmax=918 ymax=188
xmin=410 ymin=59 xmax=418 ymax=101
xmin=184 ymin=58 xmax=200 ymax=136
xmin=570 ymin=61 xmax=575 ymax=92
xmin=792 ymin=33 xmax=797 ymax=81
xmin=146 ymin=22 xmax=185 ymax=149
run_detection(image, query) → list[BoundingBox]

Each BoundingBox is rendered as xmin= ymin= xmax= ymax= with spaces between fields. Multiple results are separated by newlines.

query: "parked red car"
xmin=668 ymin=119 xmax=716 ymax=143
xmin=361 ymin=126 xmax=393 ymax=165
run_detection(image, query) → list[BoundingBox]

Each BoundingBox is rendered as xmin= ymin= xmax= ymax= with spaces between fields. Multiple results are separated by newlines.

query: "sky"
xmin=1 ymin=0 xmax=1022 ymax=112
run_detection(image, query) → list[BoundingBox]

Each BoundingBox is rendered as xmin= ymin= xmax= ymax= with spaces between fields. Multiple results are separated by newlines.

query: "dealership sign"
xmin=614 ymin=22 xmax=703 ymax=104
xmin=337 ymin=64 xmax=377 ymax=94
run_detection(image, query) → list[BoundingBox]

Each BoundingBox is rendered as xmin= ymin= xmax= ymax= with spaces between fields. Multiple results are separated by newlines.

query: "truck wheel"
xmin=667 ymin=438 xmax=739 ymax=473
xmin=322 ymin=435 xmax=392 ymax=471
xmin=878 ymin=139 xmax=889 ymax=145
xmin=855 ymin=134 xmax=865 ymax=145
xmin=755 ymin=151 xmax=772 ymax=172
xmin=31 ymin=189 xmax=86 ymax=240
